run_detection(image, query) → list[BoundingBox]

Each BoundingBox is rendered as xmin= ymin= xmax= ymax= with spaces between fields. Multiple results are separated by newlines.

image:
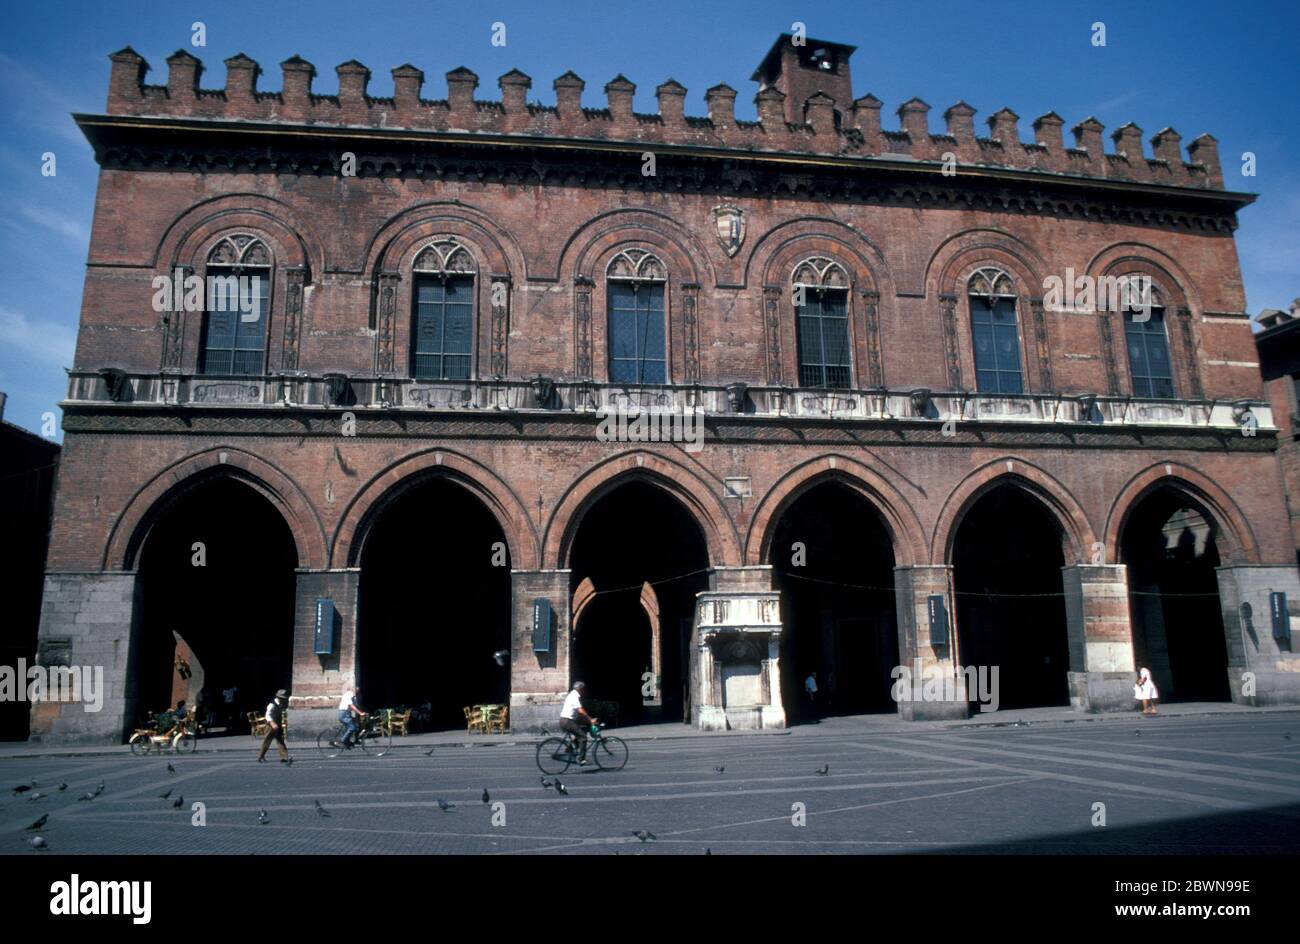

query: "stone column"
xmin=1215 ymin=565 xmax=1300 ymax=706
xmin=1061 ymin=564 xmax=1135 ymax=712
xmin=894 ymin=565 xmax=968 ymax=720
xmin=287 ymin=568 xmax=360 ymax=734
xmin=509 ymin=569 xmax=572 ymax=731
xmin=28 ymin=572 xmax=143 ymax=744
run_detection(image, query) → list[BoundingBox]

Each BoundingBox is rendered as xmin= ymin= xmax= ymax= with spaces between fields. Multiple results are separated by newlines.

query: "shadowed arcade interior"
xmin=357 ymin=477 xmax=512 ymax=729
xmin=1122 ymin=487 xmax=1231 ymax=702
xmin=134 ymin=477 xmax=297 ymax=734
xmin=771 ymin=480 xmax=899 ymax=721
xmin=569 ymin=480 xmax=709 ymax=725
xmin=953 ymin=484 xmax=1070 ymax=710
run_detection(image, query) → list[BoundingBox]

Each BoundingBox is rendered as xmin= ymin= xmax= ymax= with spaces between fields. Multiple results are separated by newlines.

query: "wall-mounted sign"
xmin=1270 ymin=592 xmax=1291 ymax=642
xmin=927 ymin=594 xmax=949 ymax=647
xmin=532 ymin=598 xmax=553 ymax=653
xmin=314 ymin=598 xmax=336 ymax=655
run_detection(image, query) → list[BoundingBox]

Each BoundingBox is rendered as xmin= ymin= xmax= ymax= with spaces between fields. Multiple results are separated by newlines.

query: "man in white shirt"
xmin=338 ymin=687 xmax=367 ymax=748
xmin=804 ymin=672 xmax=819 ymax=718
xmin=559 ymin=681 xmax=597 ymax=765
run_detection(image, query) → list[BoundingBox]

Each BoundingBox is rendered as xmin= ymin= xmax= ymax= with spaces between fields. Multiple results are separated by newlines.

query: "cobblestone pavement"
xmin=3 ymin=712 xmax=1299 ymax=854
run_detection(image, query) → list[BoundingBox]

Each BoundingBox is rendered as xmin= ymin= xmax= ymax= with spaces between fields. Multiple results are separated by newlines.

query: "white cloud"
xmin=19 ymin=203 xmax=89 ymax=244
xmin=0 ymin=305 xmax=76 ymax=367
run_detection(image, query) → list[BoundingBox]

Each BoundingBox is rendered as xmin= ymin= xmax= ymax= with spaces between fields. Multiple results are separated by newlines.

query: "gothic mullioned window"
xmin=968 ymin=266 xmax=1023 ymax=394
xmin=411 ymin=238 xmax=477 ymax=380
xmin=793 ymin=257 xmax=851 ymax=388
xmin=1122 ymin=280 xmax=1175 ymax=399
xmin=606 ymin=249 xmax=667 ymax=384
xmin=200 ymin=234 xmax=271 ymax=375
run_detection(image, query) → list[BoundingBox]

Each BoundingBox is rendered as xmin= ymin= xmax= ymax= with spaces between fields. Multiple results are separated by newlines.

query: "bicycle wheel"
xmin=317 ymin=726 xmax=343 ymax=757
xmin=593 ymin=736 xmax=628 ymax=771
xmin=361 ymin=726 xmax=391 ymax=756
xmin=536 ymin=737 xmax=573 ymax=775
xmin=173 ymin=733 xmax=197 ymax=754
xmin=129 ymin=733 xmax=151 ymax=756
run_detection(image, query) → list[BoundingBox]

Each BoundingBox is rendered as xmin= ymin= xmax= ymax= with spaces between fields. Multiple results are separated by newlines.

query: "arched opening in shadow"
xmin=133 ymin=478 xmax=297 ymax=735
xmin=357 ymin=477 xmax=512 ymax=729
xmin=953 ymin=483 xmax=1070 ymax=709
xmin=770 ymin=480 xmax=898 ymax=722
xmin=1121 ymin=487 xmax=1230 ymax=702
xmin=569 ymin=480 xmax=709 ymax=726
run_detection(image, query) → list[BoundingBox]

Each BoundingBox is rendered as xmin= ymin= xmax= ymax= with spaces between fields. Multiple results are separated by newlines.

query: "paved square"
xmin=4 ymin=713 xmax=1300 ymax=855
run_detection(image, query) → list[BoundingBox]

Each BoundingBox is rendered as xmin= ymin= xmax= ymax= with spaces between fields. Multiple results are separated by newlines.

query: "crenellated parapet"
xmin=104 ymin=38 xmax=1227 ymax=191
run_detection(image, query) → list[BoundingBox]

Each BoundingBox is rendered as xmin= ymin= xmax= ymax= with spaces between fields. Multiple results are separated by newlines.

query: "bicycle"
xmin=317 ymin=712 xmax=391 ymax=757
xmin=536 ymin=722 xmax=628 ymax=774
xmin=129 ymin=715 xmax=197 ymax=755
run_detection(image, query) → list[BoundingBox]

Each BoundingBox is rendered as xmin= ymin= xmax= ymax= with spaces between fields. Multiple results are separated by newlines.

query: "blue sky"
xmin=1 ymin=0 xmax=1296 ymax=438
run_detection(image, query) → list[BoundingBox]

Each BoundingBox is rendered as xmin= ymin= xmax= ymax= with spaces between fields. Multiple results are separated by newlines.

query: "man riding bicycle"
xmin=338 ymin=686 xmax=367 ymax=748
xmin=559 ymin=681 xmax=598 ymax=766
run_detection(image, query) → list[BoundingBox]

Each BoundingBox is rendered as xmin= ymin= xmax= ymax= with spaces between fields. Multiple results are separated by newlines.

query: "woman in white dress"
xmin=1134 ymin=667 xmax=1159 ymax=715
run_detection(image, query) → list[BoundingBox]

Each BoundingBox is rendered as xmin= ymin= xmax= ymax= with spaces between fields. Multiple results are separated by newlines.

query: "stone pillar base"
xmin=1067 ymin=671 xmax=1135 ymax=712
xmin=286 ymin=705 xmax=339 ymax=738
xmin=27 ymin=572 xmax=142 ymax=744
xmin=1229 ymin=667 xmax=1300 ymax=706
xmin=510 ymin=691 xmax=565 ymax=732
xmin=897 ymin=699 xmax=970 ymax=721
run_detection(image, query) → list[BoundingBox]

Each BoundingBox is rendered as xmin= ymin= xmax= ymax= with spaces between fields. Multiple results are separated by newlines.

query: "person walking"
xmin=804 ymin=671 xmax=819 ymax=719
xmin=257 ymin=689 xmax=292 ymax=763
xmin=1134 ymin=667 xmax=1159 ymax=715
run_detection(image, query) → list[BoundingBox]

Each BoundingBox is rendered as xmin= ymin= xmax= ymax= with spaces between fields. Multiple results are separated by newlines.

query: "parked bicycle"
xmin=317 ymin=711 xmax=392 ymax=757
xmin=129 ymin=715 xmax=197 ymax=755
xmin=536 ymin=722 xmax=628 ymax=774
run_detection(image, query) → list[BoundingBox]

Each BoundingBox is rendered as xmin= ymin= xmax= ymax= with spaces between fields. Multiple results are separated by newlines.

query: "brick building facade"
xmin=30 ymin=34 xmax=1300 ymax=742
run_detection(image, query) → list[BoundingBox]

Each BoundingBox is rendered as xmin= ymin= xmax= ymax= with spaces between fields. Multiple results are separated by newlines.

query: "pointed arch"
xmin=106 ymin=447 xmax=326 ymax=571
xmin=544 ymin=449 xmax=742 ymax=569
xmin=1104 ymin=462 xmax=1259 ymax=566
xmin=332 ymin=447 xmax=539 ymax=570
xmin=745 ymin=454 xmax=926 ymax=567
xmin=932 ymin=458 xmax=1096 ymax=565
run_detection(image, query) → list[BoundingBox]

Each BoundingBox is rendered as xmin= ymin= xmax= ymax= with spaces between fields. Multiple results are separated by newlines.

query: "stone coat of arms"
xmin=712 ymin=205 xmax=745 ymax=257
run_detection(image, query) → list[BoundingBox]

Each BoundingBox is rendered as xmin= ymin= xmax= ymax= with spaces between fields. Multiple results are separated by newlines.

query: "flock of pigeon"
xmin=8 ymin=746 xmax=906 ymax=853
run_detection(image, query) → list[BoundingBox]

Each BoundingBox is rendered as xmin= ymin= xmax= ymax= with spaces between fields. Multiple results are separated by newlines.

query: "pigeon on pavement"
xmin=30 ymin=836 xmax=47 ymax=851
xmin=27 ymin=815 xmax=48 ymax=831
xmin=481 ymin=789 xmax=490 ymax=804
xmin=172 ymin=795 xmax=184 ymax=809
xmin=11 ymin=785 xmax=31 ymax=796
xmin=258 ymin=809 xmax=269 ymax=825
xmin=714 ymin=766 xmax=725 ymax=774
xmin=554 ymin=779 xmax=568 ymax=795
xmin=436 ymin=798 xmax=455 ymax=812
xmin=158 ymin=790 xmax=172 ymax=799
xmin=57 ymin=783 xmax=68 ymax=792
xmin=314 ymin=800 xmax=330 ymax=818
xmin=633 ymin=830 xmax=656 ymax=843
xmin=167 ymin=763 xmax=176 ymax=774
xmin=815 ymin=765 xmax=829 ymax=776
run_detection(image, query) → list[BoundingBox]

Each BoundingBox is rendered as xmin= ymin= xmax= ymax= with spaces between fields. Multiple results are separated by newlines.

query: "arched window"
xmin=411 ymin=238 xmax=477 ymax=380
xmin=606 ymin=249 xmax=667 ymax=384
xmin=792 ymin=257 xmax=851 ymax=388
xmin=1120 ymin=278 xmax=1175 ymax=398
xmin=968 ymin=266 xmax=1022 ymax=394
xmin=200 ymin=235 xmax=271 ymax=375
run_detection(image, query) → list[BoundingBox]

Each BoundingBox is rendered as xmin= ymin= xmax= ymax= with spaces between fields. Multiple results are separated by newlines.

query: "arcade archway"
xmin=952 ymin=484 xmax=1070 ymax=709
xmin=569 ymin=480 xmax=709 ymax=725
xmin=770 ymin=480 xmax=899 ymax=721
xmin=356 ymin=476 xmax=512 ymax=729
xmin=133 ymin=477 xmax=297 ymax=733
xmin=1121 ymin=487 xmax=1230 ymax=702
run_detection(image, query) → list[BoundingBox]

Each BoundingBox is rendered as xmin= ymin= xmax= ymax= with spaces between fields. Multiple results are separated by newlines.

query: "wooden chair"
xmin=247 ymin=711 xmax=269 ymax=737
xmin=485 ymin=705 xmax=508 ymax=734
xmin=389 ymin=709 xmax=413 ymax=736
xmin=463 ymin=706 xmax=486 ymax=734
